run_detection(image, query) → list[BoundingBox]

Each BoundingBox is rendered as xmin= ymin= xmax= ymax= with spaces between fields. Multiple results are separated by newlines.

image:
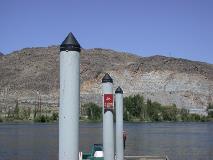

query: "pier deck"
xmin=124 ymin=155 xmax=169 ymax=160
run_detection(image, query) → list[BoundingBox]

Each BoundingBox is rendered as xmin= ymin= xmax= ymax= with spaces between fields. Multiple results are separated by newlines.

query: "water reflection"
xmin=124 ymin=122 xmax=213 ymax=160
xmin=0 ymin=122 xmax=212 ymax=160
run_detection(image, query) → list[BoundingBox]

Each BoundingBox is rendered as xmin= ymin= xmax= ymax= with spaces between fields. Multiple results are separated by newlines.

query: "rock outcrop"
xmin=0 ymin=46 xmax=212 ymax=114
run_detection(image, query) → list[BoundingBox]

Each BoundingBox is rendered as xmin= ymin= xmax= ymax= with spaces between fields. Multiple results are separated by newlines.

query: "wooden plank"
xmin=124 ymin=155 xmax=169 ymax=160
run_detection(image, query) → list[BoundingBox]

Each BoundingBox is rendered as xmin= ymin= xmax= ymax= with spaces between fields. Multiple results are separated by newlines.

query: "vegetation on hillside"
xmin=123 ymin=95 xmax=210 ymax=122
xmin=0 ymin=99 xmax=59 ymax=123
xmin=81 ymin=95 xmax=211 ymax=122
xmin=0 ymin=95 xmax=212 ymax=123
xmin=207 ymin=103 xmax=213 ymax=120
xmin=81 ymin=103 xmax=102 ymax=121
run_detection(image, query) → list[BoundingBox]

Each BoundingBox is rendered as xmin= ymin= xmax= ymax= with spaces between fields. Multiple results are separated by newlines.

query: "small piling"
xmin=102 ymin=73 xmax=114 ymax=160
xmin=115 ymin=86 xmax=124 ymax=160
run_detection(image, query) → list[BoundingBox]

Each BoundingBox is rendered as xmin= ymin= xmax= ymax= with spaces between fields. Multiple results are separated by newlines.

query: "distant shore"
xmin=1 ymin=117 xmax=213 ymax=123
xmin=1 ymin=94 xmax=212 ymax=123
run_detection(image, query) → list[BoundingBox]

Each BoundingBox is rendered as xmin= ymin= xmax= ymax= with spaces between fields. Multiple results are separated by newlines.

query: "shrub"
xmin=0 ymin=116 xmax=3 ymax=122
xmin=13 ymin=100 xmax=20 ymax=119
xmin=51 ymin=112 xmax=58 ymax=121
xmin=207 ymin=103 xmax=213 ymax=118
xmin=162 ymin=105 xmax=178 ymax=121
xmin=82 ymin=103 xmax=102 ymax=121
xmin=34 ymin=115 xmax=51 ymax=123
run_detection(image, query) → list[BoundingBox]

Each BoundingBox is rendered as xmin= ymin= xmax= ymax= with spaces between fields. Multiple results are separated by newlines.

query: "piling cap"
xmin=60 ymin=32 xmax=81 ymax=52
xmin=115 ymin=86 xmax=123 ymax=94
xmin=102 ymin=73 xmax=113 ymax=83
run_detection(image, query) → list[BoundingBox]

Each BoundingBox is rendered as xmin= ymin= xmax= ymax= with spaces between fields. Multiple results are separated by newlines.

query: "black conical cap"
xmin=102 ymin=73 xmax=113 ymax=83
xmin=115 ymin=86 xmax=123 ymax=94
xmin=60 ymin=32 xmax=81 ymax=52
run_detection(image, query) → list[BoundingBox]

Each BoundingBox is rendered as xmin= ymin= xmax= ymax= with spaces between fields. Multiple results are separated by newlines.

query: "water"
xmin=0 ymin=122 xmax=213 ymax=160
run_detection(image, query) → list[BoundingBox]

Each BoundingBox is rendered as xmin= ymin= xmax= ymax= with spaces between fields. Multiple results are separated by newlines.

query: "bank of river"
xmin=0 ymin=122 xmax=212 ymax=160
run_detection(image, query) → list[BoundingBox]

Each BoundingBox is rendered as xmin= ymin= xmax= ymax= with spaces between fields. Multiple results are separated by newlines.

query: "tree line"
xmin=81 ymin=95 xmax=213 ymax=122
xmin=1 ymin=95 xmax=212 ymax=123
xmin=123 ymin=95 xmax=211 ymax=122
xmin=0 ymin=100 xmax=58 ymax=123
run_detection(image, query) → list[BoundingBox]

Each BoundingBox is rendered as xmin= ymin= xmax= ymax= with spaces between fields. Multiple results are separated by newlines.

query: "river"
xmin=0 ymin=122 xmax=212 ymax=160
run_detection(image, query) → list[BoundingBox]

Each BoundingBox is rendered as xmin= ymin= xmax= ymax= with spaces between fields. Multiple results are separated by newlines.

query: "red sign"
xmin=104 ymin=94 xmax=113 ymax=110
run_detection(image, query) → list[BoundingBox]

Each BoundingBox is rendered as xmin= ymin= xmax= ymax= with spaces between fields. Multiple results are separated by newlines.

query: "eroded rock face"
xmin=81 ymin=70 xmax=213 ymax=111
xmin=0 ymin=47 xmax=212 ymax=113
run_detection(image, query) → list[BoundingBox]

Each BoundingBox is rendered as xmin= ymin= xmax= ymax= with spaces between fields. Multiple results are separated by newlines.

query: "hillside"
xmin=0 ymin=46 xmax=212 ymax=114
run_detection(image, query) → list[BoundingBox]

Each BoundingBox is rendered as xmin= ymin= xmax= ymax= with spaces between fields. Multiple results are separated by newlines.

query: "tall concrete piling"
xmin=115 ymin=86 xmax=124 ymax=160
xmin=59 ymin=32 xmax=81 ymax=160
xmin=102 ymin=73 xmax=114 ymax=160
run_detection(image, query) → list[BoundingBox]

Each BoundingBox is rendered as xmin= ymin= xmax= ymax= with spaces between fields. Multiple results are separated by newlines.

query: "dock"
xmin=124 ymin=155 xmax=169 ymax=160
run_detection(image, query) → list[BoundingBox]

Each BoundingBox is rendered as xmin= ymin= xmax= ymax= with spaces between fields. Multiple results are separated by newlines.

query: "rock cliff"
xmin=0 ymin=46 xmax=212 ymax=114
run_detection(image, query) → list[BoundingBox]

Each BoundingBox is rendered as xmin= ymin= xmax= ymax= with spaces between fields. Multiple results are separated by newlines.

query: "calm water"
xmin=0 ymin=122 xmax=213 ymax=160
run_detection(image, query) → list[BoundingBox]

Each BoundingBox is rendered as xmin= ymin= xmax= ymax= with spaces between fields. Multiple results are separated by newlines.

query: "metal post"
xmin=59 ymin=32 xmax=81 ymax=160
xmin=115 ymin=87 xmax=124 ymax=160
xmin=102 ymin=73 xmax=114 ymax=160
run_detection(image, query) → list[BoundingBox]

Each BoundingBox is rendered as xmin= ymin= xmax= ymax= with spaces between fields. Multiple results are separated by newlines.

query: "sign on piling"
xmin=104 ymin=94 xmax=114 ymax=111
xmin=102 ymin=73 xmax=114 ymax=160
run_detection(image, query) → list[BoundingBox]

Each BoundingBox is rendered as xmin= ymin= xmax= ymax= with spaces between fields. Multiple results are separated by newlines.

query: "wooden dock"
xmin=124 ymin=155 xmax=169 ymax=160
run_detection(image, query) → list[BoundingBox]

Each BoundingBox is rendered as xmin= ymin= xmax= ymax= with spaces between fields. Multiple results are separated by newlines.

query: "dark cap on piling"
xmin=115 ymin=86 xmax=123 ymax=94
xmin=60 ymin=32 xmax=81 ymax=52
xmin=102 ymin=73 xmax=113 ymax=83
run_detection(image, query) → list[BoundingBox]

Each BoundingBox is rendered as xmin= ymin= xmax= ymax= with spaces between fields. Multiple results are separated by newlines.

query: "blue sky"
xmin=0 ymin=0 xmax=213 ymax=63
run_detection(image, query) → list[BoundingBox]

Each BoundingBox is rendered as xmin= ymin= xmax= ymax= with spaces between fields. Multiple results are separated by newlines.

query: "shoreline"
xmin=0 ymin=119 xmax=212 ymax=124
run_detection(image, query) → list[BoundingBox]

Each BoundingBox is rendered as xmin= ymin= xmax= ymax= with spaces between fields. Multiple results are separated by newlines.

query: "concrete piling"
xmin=115 ymin=86 xmax=124 ymax=160
xmin=102 ymin=73 xmax=114 ymax=160
xmin=59 ymin=32 xmax=81 ymax=160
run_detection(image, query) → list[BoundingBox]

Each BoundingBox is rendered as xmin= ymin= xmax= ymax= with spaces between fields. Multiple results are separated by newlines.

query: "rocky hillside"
xmin=0 ymin=46 xmax=212 ymax=114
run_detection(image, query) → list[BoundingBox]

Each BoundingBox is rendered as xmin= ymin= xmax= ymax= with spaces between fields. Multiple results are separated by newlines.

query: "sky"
xmin=0 ymin=0 xmax=213 ymax=63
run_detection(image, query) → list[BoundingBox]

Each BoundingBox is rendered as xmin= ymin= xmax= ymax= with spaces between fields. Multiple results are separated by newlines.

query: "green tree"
xmin=123 ymin=94 xmax=147 ymax=121
xmin=13 ymin=100 xmax=20 ymax=119
xmin=51 ymin=112 xmax=59 ymax=121
xmin=83 ymin=103 xmax=101 ymax=121
xmin=124 ymin=96 xmax=131 ymax=120
xmin=7 ymin=107 xmax=13 ymax=119
xmin=20 ymin=108 xmax=31 ymax=120
xmin=132 ymin=95 xmax=143 ymax=117
xmin=147 ymin=101 xmax=162 ymax=121
xmin=162 ymin=105 xmax=178 ymax=121
xmin=123 ymin=109 xmax=129 ymax=121
xmin=124 ymin=96 xmax=134 ymax=120
xmin=33 ymin=106 xmax=37 ymax=119
xmin=0 ymin=116 xmax=3 ymax=122
xmin=207 ymin=103 xmax=213 ymax=118
xmin=179 ymin=108 xmax=189 ymax=121
xmin=34 ymin=115 xmax=48 ymax=123
xmin=188 ymin=114 xmax=201 ymax=121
